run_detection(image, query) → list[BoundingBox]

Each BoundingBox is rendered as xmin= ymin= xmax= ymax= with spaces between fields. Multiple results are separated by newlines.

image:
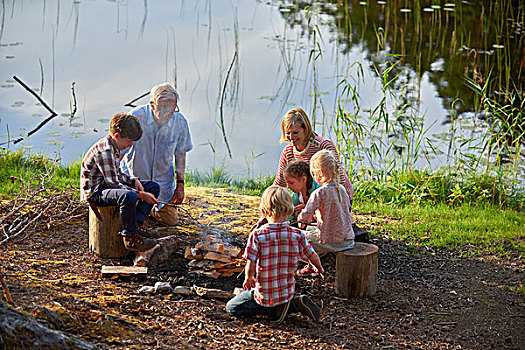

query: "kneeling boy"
xmin=80 ymin=113 xmax=160 ymax=251
xmin=226 ymin=185 xmax=324 ymax=323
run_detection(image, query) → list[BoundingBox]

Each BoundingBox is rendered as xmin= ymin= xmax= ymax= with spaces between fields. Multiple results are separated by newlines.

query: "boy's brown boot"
xmin=293 ymin=295 xmax=321 ymax=322
xmin=122 ymin=230 xmax=156 ymax=251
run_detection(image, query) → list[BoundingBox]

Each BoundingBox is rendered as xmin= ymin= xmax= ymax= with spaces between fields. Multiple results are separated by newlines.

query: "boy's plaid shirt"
xmin=80 ymin=135 xmax=136 ymax=201
xmin=243 ymin=221 xmax=315 ymax=307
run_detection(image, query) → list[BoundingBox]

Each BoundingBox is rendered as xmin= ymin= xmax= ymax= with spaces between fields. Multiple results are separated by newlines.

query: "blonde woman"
xmin=274 ymin=108 xmax=354 ymax=203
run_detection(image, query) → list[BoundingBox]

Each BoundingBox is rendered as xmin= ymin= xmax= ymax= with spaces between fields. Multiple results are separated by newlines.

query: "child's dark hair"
xmin=109 ymin=113 xmax=142 ymax=141
xmin=283 ymin=160 xmax=313 ymax=191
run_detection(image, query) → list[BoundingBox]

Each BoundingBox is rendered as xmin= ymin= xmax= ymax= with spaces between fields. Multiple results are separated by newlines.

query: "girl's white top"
xmin=298 ymin=182 xmax=354 ymax=244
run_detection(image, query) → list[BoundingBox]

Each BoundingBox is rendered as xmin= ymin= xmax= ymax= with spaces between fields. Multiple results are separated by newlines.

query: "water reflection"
xmin=0 ymin=0 xmax=522 ymax=179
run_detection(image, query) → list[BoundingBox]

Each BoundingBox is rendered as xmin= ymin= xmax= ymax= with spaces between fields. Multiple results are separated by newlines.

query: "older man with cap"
xmin=121 ymin=83 xmax=192 ymax=225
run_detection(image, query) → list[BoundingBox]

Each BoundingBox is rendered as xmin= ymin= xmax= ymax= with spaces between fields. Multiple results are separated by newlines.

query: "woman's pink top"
xmin=298 ymin=183 xmax=354 ymax=244
xmin=274 ymin=134 xmax=354 ymax=200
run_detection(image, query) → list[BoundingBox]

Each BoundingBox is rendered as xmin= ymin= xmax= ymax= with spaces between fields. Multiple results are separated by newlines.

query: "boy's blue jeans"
xmin=91 ymin=181 xmax=160 ymax=236
xmin=226 ymin=289 xmax=298 ymax=317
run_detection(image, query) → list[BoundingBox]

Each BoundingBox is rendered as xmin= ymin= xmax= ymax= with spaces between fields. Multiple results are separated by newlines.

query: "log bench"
xmin=89 ymin=206 xmax=126 ymax=258
xmin=335 ymin=242 xmax=378 ymax=298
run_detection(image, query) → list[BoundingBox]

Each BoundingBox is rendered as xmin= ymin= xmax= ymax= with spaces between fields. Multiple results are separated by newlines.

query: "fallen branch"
xmin=0 ymin=164 xmax=86 ymax=247
xmin=0 ymin=299 xmax=96 ymax=349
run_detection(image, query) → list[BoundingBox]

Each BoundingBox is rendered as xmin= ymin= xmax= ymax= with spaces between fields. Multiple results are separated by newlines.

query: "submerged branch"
xmin=70 ymin=82 xmax=77 ymax=117
xmin=124 ymin=91 xmax=149 ymax=107
xmin=11 ymin=75 xmax=58 ymax=145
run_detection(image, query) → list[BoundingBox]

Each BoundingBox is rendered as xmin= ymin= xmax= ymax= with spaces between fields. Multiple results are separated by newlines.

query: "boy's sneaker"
xmin=294 ymin=295 xmax=321 ymax=322
xmin=272 ymin=299 xmax=292 ymax=324
xmin=122 ymin=230 xmax=156 ymax=251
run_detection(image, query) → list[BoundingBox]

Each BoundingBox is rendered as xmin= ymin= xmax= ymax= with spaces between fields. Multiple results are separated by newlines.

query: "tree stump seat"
xmin=89 ymin=206 xmax=126 ymax=258
xmin=335 ymin=242 xmax=378 ymax=298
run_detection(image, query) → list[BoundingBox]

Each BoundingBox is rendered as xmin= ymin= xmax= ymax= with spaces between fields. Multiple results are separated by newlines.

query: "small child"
xmin=283 ymin=160 xmax=321 ymax=222
xmin=298 ymin=150 xmax=355 ymax=253
xmin=80 ymin=113 xmax=160 ymax=251
xmin=226 ymin=185 xmax=324 ymax=323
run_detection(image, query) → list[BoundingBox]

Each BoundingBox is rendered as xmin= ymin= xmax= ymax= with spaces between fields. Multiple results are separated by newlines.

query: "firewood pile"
xmin=184 ymin=235 xmax=245 ymax=279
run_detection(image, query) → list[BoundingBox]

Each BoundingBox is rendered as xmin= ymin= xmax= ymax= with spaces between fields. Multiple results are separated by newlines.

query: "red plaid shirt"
xmin=80 ymin=135 xmax=136 ymax=201
xmin=243 ymin=222 xmax=315 ymax=307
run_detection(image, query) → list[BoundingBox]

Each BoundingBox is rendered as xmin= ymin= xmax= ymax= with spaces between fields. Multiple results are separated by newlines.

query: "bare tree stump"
xmin=335 ymin=243 xmax=378 ymax=298
xmin=89 ymin=206 xmax=126 ymax=258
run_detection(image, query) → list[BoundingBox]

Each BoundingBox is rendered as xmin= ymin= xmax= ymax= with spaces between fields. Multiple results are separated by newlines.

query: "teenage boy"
xmin=80 ymin=113 xmax=160 ymax=251
xmin=226 ymin=185 xmax=324 ymax=323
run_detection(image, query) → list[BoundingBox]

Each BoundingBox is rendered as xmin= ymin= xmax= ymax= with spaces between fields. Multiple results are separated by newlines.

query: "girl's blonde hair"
xmin=259 ymin=185 xmax=294 ymax=219
xmin=279 ymin=108 xmax=314 ymax=144
xmin=310 ymin=150 xmax=342 ymax=200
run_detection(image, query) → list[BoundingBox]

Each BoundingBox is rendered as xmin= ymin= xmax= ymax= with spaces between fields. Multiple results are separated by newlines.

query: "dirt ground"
xmin=1 ymin=186 xmax=523 ymax=349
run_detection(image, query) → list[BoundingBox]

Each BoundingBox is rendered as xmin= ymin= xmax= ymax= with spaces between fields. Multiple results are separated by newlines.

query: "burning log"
xmin=185 ymin=235 xmax=245 ymax=278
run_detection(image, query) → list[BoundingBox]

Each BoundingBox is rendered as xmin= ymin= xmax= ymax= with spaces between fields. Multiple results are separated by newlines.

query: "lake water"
xmin=0 ymin=1 xmax=522 ymax=179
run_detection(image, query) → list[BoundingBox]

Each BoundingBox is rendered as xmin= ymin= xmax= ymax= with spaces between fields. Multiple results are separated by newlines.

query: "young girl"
xmin=297 ymin=150 xmax=355 ymax=253
xmin=283 ymin=160 xmax=321 ymax=222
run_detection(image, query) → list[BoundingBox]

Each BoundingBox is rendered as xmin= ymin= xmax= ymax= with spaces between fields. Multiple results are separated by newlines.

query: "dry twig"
xmin=0 ymin=271 xmax=15 ymax=307
xmin=0 ymin=161 xmax=86 ymax=247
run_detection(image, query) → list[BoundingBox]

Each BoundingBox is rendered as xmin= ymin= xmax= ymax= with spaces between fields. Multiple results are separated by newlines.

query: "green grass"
xmin=356 ymin=199 xmax=524 ymax=259
xmin=0 ymin=151 xmax=273 ymax=198
xmin=0 ymin=150 xmax=80 ymax=197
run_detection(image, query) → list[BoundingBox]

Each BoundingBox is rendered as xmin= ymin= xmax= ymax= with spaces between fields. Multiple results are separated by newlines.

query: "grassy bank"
xmin=1 ymin=150 xmax=522 ymax=261
xmin=0 ymin=150 xmax=80 ymax=195
xmin=356 ymin=200 xmax=524 ymax=259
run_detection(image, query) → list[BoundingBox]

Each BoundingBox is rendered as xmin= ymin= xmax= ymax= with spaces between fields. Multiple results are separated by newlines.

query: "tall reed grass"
xmin=305 ymin=2 xmax=525 ymax=211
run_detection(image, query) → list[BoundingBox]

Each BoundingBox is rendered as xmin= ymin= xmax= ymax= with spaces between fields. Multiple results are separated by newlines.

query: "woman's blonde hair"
xmin=259 ymin=185 xmax=294 ymax=219
xmin=280 ymin=108 xmax=314 ymax=144
xmin=310 ymin=150 xmax=342 ymax=200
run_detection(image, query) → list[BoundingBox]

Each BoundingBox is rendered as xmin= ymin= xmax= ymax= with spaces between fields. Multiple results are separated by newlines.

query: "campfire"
xmin=185 ymin=235 xmax=245 ymax=279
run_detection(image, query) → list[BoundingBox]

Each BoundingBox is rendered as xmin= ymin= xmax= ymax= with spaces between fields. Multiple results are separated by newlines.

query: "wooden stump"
xmin=89 ymin=206 xmax=126 ymax=258
xmin=335 ymin=242 xmax=378 ymax=298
